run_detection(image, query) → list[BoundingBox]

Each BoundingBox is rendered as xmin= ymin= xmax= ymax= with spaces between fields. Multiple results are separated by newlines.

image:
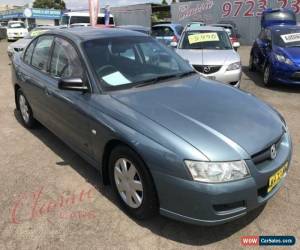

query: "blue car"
xmin=250 ymin=25 xmax=300 ymax=86
xmin=261 ymin=8 xmax=296 ymax=28
xmin=11 ymin=28 xmax=292 ymax=225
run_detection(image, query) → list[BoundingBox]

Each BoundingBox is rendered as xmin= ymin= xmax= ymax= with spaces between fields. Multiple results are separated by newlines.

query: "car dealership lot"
xmin=0 ymin=41 xmax=299 ymax=249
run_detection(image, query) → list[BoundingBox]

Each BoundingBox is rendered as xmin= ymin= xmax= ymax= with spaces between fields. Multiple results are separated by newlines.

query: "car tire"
xmin=263 ymin=64 xmax=272 ymax=87
xmin=109 ymin=145 xmax=158 ymax=220
xmin=249 ymin=54 xmax=256 ymax=72
xmin=17 ymin=89 xmax=36 ymax=128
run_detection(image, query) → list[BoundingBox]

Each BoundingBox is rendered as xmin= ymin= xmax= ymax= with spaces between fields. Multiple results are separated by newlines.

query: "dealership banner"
xmin=89 ymin=0 xmax=99 ymax=27
xmin=171 ymin=0 xmax=300 ymax=45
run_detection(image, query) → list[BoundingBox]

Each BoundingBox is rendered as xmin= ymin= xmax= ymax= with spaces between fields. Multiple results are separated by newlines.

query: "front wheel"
xmin=263 ymin=64 xmax=272 ymax=87
xmin=17 ymin=89 xmax=36 ymax=128
xmin=109 ymin=146 xmax=158 ymax=220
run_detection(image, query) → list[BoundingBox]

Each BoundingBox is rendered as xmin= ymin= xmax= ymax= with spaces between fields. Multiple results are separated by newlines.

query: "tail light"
xmin=172 ymin=36 xmax=178 ymax=43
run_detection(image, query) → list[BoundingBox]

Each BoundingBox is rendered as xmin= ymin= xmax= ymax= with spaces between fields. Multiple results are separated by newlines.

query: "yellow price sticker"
xmin=188 ymin=32 xmax=220 ymax=44
xmin=30 ymin=30 xmax=48 ymax=37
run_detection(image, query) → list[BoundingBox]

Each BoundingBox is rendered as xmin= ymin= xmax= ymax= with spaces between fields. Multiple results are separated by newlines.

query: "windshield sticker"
xmin=10 ymin=24 xmax=22 ymax=28
xmin=31 ymin=30 xmax=48 ymax=37
xmin=102 ymin=71 xmax=131 ymax=86
xmin=281 ymin=33 xmax=300 ymax=43
xmin=188 ymin=32 xmax=219 ymax=44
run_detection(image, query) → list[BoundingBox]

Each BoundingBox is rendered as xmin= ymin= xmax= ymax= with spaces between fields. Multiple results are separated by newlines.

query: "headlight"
xmin=275 ymin=54 xmax=293 ymax=65
xmin=185 ymin=160 xmax=250 ymax=183
xmin=226 ymin=62 xmax=241 ymax=71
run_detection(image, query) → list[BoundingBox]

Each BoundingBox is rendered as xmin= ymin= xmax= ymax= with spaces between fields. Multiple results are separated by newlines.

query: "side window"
xmin=31 ymin=36 xmax=54 ymax=72
xmin=50 ymin=37 xmax=83 ymax=79
xmin=23 ymin=40 xmax=36 ymax=64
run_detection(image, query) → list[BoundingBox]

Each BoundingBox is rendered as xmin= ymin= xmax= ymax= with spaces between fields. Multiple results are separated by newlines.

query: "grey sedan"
xmin=176 ymin=26 xmax=242 ymax=88
xmin=11 ymin=28 xmax=292 ymax=225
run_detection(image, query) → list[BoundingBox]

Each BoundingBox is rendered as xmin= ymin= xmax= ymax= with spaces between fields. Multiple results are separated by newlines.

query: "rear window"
xmin=152 ymin=27 xmax=174 ymax=37
xmin=264 ymin=12 xmax=295 ymax=22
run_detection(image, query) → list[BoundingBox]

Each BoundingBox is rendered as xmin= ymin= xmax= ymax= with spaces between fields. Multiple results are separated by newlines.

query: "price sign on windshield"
xmin=188 ymin=32 xmax=220 ymax=44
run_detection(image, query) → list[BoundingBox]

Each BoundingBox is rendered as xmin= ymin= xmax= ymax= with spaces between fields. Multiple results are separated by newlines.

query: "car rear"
xmin=152 ymin=24 xmax=183 ymax=46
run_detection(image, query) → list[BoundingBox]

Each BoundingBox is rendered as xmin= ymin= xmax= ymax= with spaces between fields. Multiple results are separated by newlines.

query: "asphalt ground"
xmin=0 ymin=41 xmax=299 ymax=250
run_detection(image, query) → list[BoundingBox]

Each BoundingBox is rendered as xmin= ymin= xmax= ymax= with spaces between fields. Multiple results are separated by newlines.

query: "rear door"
xmin=19 ymin=35 xmax=54 ymax=125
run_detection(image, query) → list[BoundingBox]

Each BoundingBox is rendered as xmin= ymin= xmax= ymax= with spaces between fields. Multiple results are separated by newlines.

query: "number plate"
xmin=267 ymin=162 xmax=289 ymax=193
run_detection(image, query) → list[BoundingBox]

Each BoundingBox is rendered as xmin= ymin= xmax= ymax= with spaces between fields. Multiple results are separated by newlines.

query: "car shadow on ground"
xmin=242 ymin=66 xmax=300 ymax=93
xmin=14 ymin=110 xmax=265 ymax=246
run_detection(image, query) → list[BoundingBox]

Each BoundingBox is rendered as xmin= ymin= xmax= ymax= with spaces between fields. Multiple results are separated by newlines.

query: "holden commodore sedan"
xmin=11 ymin=28 xmax=292 ymax=225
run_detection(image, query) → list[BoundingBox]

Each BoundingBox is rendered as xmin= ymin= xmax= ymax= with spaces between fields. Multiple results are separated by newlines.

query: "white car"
xmin=6 ymin=21 xmax=28 ymax=42
xmin=176 ymin=26 xmax=242 ymax=88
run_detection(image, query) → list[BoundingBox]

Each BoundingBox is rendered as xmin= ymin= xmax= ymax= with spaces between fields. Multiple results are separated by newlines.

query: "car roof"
xmin=267 ymin=25 xmax=300 ymax=32
xmin=152 ymin=23 xmax=182 ymax=28
xmin=212 ymin=24 xmax=234 ymax=29
xmin=44 ymin=27 xmax=148 ymax=43
xmin=185 ymin=25 xmax=224 ymax=32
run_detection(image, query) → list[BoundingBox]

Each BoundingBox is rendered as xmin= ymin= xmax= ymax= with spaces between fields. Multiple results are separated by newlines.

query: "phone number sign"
xmin=222 ymin=0 xmax=300 ymax=17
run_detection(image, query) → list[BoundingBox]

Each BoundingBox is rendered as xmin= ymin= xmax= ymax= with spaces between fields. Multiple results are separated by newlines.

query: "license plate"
xmin=267 ymin=162 xmax=289 ymax=193
xmin=207 ymin=76 xmax=216 ymax=80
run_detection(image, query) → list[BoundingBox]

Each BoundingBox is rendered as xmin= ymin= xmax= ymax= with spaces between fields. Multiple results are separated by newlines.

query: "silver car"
xmin=176 ymin=26 xmax=242 ymax=88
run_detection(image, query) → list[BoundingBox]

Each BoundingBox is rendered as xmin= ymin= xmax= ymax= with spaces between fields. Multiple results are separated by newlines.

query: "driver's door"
xmin=45 ymin=37 xmax=94 ymax=159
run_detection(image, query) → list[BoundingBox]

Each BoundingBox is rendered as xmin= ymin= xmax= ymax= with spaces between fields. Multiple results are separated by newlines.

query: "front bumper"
xmin=198 ymin=67 xmax=242 ymax=88
xmin=271 ymin=61 xmax=300 ymax=85
xmin=153 ymin=132 xmax=292 ymax=226
xmin=7 ymin=35 xmax=25 ymax=40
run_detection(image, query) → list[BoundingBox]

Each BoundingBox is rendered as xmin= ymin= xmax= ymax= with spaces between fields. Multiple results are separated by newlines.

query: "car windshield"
xmin=180 ymin=30 xmax=232 ymax=50
xmin=84 ymin=36 xmax=193 ymax=91
xmin=8 ymin=22 xmax=25 ymax=29
xmin=273 ymin=29 xmax=300 ymax=47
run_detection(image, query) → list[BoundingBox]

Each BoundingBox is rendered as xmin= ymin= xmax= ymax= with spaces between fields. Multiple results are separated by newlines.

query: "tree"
xmin=33 ymin=0 xmax=66 ymax=10
xmin=161 ymin=0 xmax=168 ymax=5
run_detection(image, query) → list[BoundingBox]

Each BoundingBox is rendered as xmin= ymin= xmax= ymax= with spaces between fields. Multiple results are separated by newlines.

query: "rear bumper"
xmin=152 ymin=133 xmax=292 ymax=226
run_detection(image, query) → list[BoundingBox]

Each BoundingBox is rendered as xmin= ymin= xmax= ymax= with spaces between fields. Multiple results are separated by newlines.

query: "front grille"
xmin=193 ymin=65 xmax=222 ymax=74
xmin=251 ymin=134 xmax=284 ymax=165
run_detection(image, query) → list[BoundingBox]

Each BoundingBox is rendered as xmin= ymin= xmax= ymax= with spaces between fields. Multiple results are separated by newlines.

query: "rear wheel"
xmin=17 ymin=89 xmax=36 ymax=128
xmin=109 ymin=146 xmax=158 ymax=220
xmin=263 ymin=64 xmax=272 ymax=87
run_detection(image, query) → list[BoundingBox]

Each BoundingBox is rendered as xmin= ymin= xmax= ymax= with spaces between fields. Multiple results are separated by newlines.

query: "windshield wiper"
xmin=134 ymin=71 xmax=196 ymax=88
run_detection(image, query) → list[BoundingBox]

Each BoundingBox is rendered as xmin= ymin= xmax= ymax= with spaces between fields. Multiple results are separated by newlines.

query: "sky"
xmin=0 ymin=0 xmax=163 ymax=9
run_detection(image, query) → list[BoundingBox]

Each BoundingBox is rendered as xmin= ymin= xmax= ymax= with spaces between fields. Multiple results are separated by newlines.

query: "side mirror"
xmin=58 ymin=78 xmax=88 ymax=92
xmin=233 ymin=42 xmax=240 ymax=51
